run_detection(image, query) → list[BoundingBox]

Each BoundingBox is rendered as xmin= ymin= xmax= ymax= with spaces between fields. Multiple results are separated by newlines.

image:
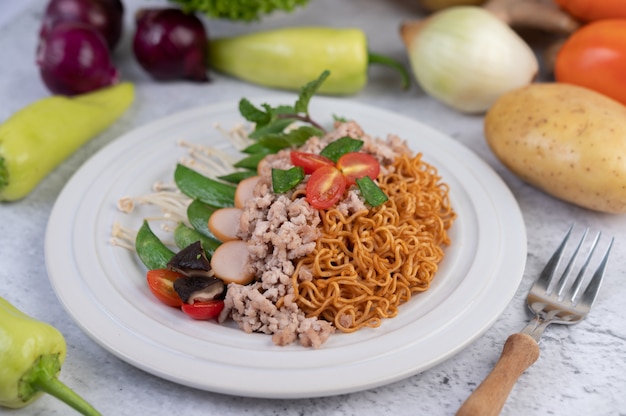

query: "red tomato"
xmin=181 ymin=300 xmax=225 ymax=320
xmin=555 ymin=20 xmax=626 ymax=106
xmin=553 ymin=0 xmax=626 ymax=21
xmin=336 ymin=152 xmax=380 ymax=186
xmin=290 ymin=151 xmax=334 ymax=174
xmin=306 ymin=165 xmax=347 ymax=210
xmin=146 ymin=269 xmax=184 ymax=307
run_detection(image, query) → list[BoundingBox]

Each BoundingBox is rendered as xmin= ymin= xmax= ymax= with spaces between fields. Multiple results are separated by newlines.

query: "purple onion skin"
xmin=37 ymin=21 xmax=119 ymax=96
xmin=40 ymin=0 xmax=124 ymax=50
xmin=133 ymin=8 xmax=209 ymax=82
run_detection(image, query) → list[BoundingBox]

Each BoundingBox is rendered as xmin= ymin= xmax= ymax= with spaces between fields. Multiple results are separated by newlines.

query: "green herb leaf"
xmin=272 ymin=167 xmax=304 ymax=193
xmin=244 ymin=135 xmax=292 ymax=153
xmin=284 ymin=125 xmax=325 ymax=147
xmin=320 ymin=136 xmax=364 ymax=163
xmin=356 ymin=176 xmax=388 ymax=207
xmin=234 ymin=71 xmax=330 ymax=171
xmin=295 ymin=70 xmax=330 ymax=114
xmin=248 ymin=118 xmax=294 ymax=139
xmin=239 ymin=98 xmax=271 ymax=126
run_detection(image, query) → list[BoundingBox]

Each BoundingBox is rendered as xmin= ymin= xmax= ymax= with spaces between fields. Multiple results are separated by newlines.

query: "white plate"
xmin=45 ymin=96 xmax=526 ymax=399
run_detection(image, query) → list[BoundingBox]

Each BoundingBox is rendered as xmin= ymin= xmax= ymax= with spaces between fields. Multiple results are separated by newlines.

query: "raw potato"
xmin=484 ymin=83 xmax=626 ymax=213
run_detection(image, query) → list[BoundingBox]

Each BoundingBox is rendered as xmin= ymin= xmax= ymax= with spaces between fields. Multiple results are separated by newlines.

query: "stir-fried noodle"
xmin=292 ymin=153 xmax=456 ymax=332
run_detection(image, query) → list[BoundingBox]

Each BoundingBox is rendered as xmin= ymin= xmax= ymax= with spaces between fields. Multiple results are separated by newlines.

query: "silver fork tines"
xmin=522 ymin=224 xmax=614 ymax=342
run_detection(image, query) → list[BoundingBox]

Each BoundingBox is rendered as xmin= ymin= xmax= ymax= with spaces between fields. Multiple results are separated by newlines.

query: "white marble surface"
xmin=1 ymin=1 xmax=625 ymax=415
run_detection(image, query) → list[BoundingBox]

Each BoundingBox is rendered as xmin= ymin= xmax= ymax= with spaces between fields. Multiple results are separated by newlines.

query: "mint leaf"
xmin=356 ymin=176 xmax=388 ymax=207
xmin=247 ymin=135 xmax=292 ymax=153
xmin=319 ymin=137 xmax=364 ymax=163
xmin=235 ymin=70 xmax=331 ymax=171
xmin=272 ymin=167 xmax=304 ymax=193
xmin=248 ymin=118 xmax=293 ymax=139
xmin=239 ymin=98 xmax=271 ymax=125
xmin=295 ymin=70 xmax=330 ymax=114
xmin=283 ymin=126 xmax=324 ymax=147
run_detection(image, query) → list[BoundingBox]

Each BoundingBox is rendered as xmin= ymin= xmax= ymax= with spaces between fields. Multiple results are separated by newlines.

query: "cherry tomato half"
xmin=555 ymin=20 xmax=626 ymax=106
xmin=336 ymin=152 xmax=380 ymax=186
xmin=306 ymin=165 xmax=347 ymax=210
xmin=146 ymin=269 xmax=184 ymax=307
xmin=290 ymin=151 xmax=334 ymax=174
xmin=181 ymin=300 xmax=225 ymax=320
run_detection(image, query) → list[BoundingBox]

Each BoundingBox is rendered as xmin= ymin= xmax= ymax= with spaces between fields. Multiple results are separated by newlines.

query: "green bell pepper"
xmin=0 ymin=296 xmax=101 ymax=415
xmin=0 ymin=82 xmax=135 ymax=201
xmin=208 ymin=27 xmax=410 ymax=95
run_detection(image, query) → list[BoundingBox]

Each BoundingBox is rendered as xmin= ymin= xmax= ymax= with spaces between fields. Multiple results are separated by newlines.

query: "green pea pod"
xmin=0 ymin=83 xmax=134 ymax=201
xmin=187 ymin=199 xmax=218 ymax=238
xmin=208 ymin=27 xmax=410 ymax=95
xmin=0 ymin=297 xmax=101 ymax=415
xmin=174 ymin=164 xmax=236 ymax=208
xmin=234 ymin=153 xmax=267 ymax=170
xmin=135 ymin=220 xmax=175 ymax=270
xmin=218 ymin=170 xmax=258 ymax=184
xmin=173 ymin=223 xmax=221 ymax=258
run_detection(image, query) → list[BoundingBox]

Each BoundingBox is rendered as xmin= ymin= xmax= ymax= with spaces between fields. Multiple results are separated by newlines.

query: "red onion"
xmin=40 ymin=0 xmax=124 ymax=50
xmin=133 ymin=8 xmax=209 ymax=82
xmin=37 ymin=22 xmax=119 ymax=95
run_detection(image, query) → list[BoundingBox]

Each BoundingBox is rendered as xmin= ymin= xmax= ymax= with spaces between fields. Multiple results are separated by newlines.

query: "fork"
xmin=456 ymin=225 xmax=614 ymax=416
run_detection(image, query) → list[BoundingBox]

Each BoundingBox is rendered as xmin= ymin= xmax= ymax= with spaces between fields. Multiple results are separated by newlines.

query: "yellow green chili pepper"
xmin=0 ymin=82 xmax=135 ymax=201
xmin=0 ymin=296 xmax=101 ymax=415
xmin=208 ymin=27 xmax=410 ymax=95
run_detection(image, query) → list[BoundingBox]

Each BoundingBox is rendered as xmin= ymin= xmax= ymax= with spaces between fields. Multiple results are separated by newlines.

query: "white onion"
xmin=401 ymin=6 xmax=538 ymax=114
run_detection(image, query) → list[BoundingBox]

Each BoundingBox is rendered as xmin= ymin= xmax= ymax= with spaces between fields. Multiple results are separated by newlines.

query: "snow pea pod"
xmin=174 ymin=223 xmax=221 ymax=257
xmin=174 ymin=164 xmax=236 ymax=208
xmin=234 ymin=153 xmax=267 ymax=170
xmin=0 ymin=297 xmax=101 ymax=415
xmin=135 ymin=220 xmax=175 ymax=270
xmin=187 ymin=199 xmax=219 ymax=238
xmin=218 ymin=170 xmax=258 ymax=184
xmin=208 ymin=27 xmax=410 ymax=95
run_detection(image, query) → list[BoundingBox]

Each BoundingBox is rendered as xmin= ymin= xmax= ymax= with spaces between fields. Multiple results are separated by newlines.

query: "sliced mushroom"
xmin=167 ymin=240 xmax=212 ymax=278
xmin=208 ymin=207 xmax=243 ymax=242
xmin=210 ymin=240 xmax=255 ymax=285
xmin=174 ymin=275 xmax=225 ymax=304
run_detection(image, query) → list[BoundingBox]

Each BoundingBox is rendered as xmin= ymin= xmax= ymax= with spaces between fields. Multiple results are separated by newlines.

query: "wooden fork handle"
xmin=456 ymin=333 xmax=540 ymax=416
